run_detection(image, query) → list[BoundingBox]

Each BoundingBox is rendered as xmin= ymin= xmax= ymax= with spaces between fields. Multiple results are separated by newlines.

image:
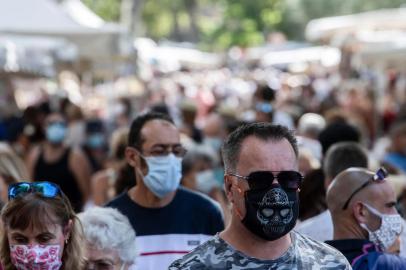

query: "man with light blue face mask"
xmin=106 ymin=112 xmax=224 ymax=270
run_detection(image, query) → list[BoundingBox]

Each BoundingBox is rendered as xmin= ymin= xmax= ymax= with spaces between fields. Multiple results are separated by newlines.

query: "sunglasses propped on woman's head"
xmin=8 ymin=182 xmax=61 ymax=200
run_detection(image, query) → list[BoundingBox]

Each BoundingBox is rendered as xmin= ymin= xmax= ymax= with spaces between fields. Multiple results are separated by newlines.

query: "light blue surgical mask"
xmin=255 ymin=102 xmax=273 ymax=114
xmin=87 ymin=133 xmax=105 ymax=149
xmin=143 ymin=153 xmax=182 ymax=198
xmin=195 ymin=169 xmax=219 ymax=194
xmin=46 ymin=123 xmax=66 ymax=144
xmin=204 ymin=137 xmax=223 ymax=152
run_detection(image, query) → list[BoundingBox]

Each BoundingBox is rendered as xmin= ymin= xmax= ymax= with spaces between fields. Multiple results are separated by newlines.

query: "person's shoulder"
xmin=293 ymin=231 xmax=350 ymax=268
xmin=375 ymin=252 xmax=406 ymax=269
xmin=105 ymin=191 xmax=130 ymax=208
xmin=168 ymin=236 xmax=220 ymax=270
xmin=177 ymin=187 xmax=221 ymax=211
xmin=295 ymin=211 xmax=332 ymax=240
xmin=295 ymin=231 xmax=341 ymax=255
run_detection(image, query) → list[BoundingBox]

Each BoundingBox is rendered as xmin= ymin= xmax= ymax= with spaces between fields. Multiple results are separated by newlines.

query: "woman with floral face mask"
xmin=0 ymin=182 xmax=84 ymax=270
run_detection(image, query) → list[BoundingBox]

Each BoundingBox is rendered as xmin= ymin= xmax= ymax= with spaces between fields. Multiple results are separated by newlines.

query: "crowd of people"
xmin=0 ymin=61 xmax=405 ymax=269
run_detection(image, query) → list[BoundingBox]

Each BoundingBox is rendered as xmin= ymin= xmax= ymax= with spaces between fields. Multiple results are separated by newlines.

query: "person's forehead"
xmin=141 ymin=119 xmax=180 ymax=145
xmin=9 ymin=223 xmax=61 ymax=236
xmin=236 ymin=136 xmax=297 ymax=172
xmin=369 ymin=181 xmax=396 ymax=202
xmin=86 ymin=245 xmax=120 ymax=262
xmin=46 ymin=114 xmax=64 ymax=123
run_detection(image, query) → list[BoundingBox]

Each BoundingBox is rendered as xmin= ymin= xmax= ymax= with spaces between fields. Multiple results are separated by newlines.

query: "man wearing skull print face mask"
xmin=106 ymin=112 xmax=224 ymax=270
xmin=169 ymin=123 xmax=350 ymax=270
xmin=326 ymin=168 xmax=406 ymax=269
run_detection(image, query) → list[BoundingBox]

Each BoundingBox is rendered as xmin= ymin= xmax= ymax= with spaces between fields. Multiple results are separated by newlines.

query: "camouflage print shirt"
xmin=168 ymin=231 xmax=352 ymax=270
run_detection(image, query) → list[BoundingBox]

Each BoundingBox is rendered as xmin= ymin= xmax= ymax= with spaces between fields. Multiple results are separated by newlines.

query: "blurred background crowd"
xmin=1 ymin=0 xmax=406 ymax=222
xmin=1 ymin=0 xmax=406 ymax=268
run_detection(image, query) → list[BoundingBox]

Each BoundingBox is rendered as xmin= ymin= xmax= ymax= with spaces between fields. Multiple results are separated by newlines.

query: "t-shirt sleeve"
xmin=168 ymin=253 xmax=208 ymax=270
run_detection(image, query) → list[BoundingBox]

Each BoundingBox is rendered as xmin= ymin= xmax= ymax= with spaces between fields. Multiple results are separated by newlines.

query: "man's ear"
xmin=224 ymin=175 xmax=241 ymax=204
xmin=125 ymin=147 xmax=148 ymax=175
xmin=352 ymin=201 xmax=368 ymax=224
xmin=125 ymin=147 xmax=141 ymax=168
xmin=224 ymin=175 xmax=232 ymax=197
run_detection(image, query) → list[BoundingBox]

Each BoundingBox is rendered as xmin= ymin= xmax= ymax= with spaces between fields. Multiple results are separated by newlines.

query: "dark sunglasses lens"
xmin=9 ymin=183 xmax=31 ymax=199
xmin=277 ymin=171 xmax=302 ymax=190
xmin=34 ymin=183 xmax=59 ymax=197
xmin=247 ymin=171 xmax=275 ymax=190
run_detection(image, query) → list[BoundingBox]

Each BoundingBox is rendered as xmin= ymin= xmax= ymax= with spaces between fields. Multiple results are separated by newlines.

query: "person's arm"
xmin=25 ymin=146 xmax=40 ymax=180
xmin=90 ymin=171 xmax=110 ymax=205
xmin=69 ymin=147 xmax=92 ymax=203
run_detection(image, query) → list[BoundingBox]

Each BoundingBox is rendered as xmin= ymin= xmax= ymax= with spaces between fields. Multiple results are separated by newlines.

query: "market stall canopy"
xmin=306 ymin=8 xmax=406 ymax=42
xmin=0 ymin=0 xmax=129 ymax=62
xmin=353 ymin=31 xmax=406 ymax=69
xmin=0 ymin=35 xmax=77 ymax=77
xmin=244 ymin=42 xmax=310 ymax=66
xmin=260 ymin=46 xmax=341 ymax=69
xmin=135 ymin=38 xmax=224 ymax=73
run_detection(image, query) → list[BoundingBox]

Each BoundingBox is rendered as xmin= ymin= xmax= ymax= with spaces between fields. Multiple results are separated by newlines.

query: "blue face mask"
xmin=87 ymin=133 xmax=105 ymax=149
xmin=204 ymin=137 xmax=223 ymax=152
xmin=142 ymin=154 xmax=182 ymax=198
xmin=46 ymin=123 xmax=66 ymax=144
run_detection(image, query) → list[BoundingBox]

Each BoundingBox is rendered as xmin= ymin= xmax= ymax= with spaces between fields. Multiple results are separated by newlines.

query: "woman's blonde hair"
xmin=0 ymin=143 xmax=29 ymax=182
xmin=0 ymin=191 xmax=84 ymax=270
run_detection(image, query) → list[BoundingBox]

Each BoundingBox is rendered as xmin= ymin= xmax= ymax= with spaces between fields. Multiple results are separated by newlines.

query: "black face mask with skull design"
xmin=241 ymin=184 xmax=299 ymax=241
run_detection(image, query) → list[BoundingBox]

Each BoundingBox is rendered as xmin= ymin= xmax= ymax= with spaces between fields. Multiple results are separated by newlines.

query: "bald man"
xmin=325 ymin=168 xmax=406 ymax=269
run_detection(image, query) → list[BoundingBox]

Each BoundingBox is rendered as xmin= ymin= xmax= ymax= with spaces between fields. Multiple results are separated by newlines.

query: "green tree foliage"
xmin=201 ymin=0 xmax=283 ymax=49
xmin=83 ymin=0 xmax=406 ymax=49
xmin=82 ymin=0 xmax=121 ymax=21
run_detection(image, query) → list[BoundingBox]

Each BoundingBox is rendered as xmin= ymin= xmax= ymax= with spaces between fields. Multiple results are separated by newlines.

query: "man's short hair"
xmin=128 ymin=112 xmax=174 ymax=149
xmin=323 ymin=142 xmax=368 ymax=180
xmin=318 ymin=122 xmax=361 ymax=155
xmin=78 ymin=207 xmax=137 ymax=264
xmin=221 ymin=122 xmax=298 ymax=172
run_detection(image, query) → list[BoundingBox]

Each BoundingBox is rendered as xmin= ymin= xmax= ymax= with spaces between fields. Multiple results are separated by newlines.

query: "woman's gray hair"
xmin=78 ymin=207 xmax=137 ymax=264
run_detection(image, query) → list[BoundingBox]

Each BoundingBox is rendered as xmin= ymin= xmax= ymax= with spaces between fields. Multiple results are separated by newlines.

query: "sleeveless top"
xmin=34 ymin=147 xmax=83 ymax=211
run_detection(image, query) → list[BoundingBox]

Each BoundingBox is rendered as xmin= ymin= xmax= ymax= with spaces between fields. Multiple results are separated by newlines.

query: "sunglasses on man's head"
xmin=227 ymin=170 xmax=303 ymax=191
xmin=8 ymin=182 xmax=61 ymax=200
xmin=342 ymin=167 xmax=388 ymax=210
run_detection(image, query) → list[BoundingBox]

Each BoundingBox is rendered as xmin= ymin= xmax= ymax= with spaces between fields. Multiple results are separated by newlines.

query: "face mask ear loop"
xmin=363 ymin=203 xmax=384 ymax=219
xmin=132 ymin=150 xmax=149 ymax=179
xmin=363 ymin=203 xmax=384 ymax=230
xmin=234 ymin=186 xmax=244 ymax=220
xmin=235 ymin=207 xmax=244 ymax=220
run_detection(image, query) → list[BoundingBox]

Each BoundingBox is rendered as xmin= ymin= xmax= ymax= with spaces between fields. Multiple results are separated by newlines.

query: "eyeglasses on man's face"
xmin=141 ymin=144 xmax=187 ymax=158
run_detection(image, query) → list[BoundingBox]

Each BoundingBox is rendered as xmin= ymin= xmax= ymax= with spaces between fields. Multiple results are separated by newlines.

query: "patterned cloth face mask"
xmin=228 ymin=170 xmax=302 ymax=241
xmin=242 ymin=184 xmax=299 ymax=241
xmin=10 ymin=244 xmax=62 ymax=270
xmin=360 ymin=203 xmax=403 ymax=251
